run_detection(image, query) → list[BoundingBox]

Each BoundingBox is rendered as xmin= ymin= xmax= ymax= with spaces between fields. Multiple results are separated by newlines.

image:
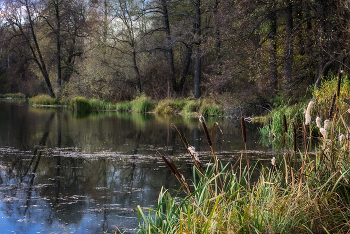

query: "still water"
xmin=0 ymin=100 xmax=269 ymax=233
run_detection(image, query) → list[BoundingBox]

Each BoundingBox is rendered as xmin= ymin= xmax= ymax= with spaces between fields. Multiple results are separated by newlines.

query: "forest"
xmin=0 ymin=0 xmax=349 ymax=111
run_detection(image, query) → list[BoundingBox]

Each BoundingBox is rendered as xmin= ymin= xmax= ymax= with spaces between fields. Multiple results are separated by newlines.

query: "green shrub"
xmin=70 ymin=97 xmax=92 ymax=115
xmin=29 ymin=95 xmax=58 ymax=105
xmin=131 ymin=95 xmax=155 ymax=113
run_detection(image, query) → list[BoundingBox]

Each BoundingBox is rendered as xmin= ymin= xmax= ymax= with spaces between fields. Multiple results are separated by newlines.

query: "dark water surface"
xmin=0 ymin=100 xmax=269 ymax=233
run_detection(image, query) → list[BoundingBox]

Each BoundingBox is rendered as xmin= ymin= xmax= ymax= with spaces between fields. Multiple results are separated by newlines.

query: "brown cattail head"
xmin=328 ymin=94 xmax=336 ymax=119
xmin=161 ymin=154 xmax=176 ymax=175
xmin=171 ymin=124 xmax=189 ymax=148
xmin=337 ymin=70 xmax=343 ymax=97
xmin=169 ymin=160 xmax=181 ymax=178
xmin=283 ymin=114 xmax=288 ymax=133
xmin=293 ymin=123 xmax=297 ymax=152
xmin=199 ymin=115 xmax=212 ymax=147
xmin=241 ymin=117 xmax=246 ymax=143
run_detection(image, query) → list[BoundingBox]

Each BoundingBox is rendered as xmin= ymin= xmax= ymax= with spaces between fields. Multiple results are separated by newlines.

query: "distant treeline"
xmin=0 ymin=0 xmax=349 ymax=105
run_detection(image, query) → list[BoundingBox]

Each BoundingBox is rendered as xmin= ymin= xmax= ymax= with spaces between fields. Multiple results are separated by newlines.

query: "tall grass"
xmin=89 ymin=99 xmax=116 ymax=110
xmin=155 ymin=98 xmax=189 ymax=114
xmin=29 ymin=94 xmax=58 ymax=105
xmin=131 ymin=94 xmax=155 ymax=113
xmin=137 ymin=77 xmax=350 ymax=233
xmin=69 ymin=96 xmax=92 ymax=115
xmin=1 ymin=93 xmax=26 ymax=99
xmin=116 ymin=101 xmax=132 ymax=111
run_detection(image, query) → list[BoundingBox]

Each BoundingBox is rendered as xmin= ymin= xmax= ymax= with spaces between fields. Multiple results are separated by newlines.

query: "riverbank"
xmin=25 ymin=94 xmax=227 ymax=117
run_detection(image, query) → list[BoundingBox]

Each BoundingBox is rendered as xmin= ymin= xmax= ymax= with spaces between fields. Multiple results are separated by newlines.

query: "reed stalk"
xmin=241 ymin=116 xmax=250 ymax=186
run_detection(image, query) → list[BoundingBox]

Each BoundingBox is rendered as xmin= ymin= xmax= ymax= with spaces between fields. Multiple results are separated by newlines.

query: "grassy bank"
xmin=0 ymin=93 xmax=26 ymax=99
xmin=136 ymin=73 xmax=350 ymax=233
xmin=28 ymin=94 xmax=225 ymax=116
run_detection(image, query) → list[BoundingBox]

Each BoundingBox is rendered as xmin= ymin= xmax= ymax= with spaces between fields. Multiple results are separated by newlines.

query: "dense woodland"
xmin=0 ymin=0 xmax=349 ymax=107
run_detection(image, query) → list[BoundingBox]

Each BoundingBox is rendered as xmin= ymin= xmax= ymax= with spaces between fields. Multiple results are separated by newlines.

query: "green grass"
xmin=29 ymin=95 xmax=58 ymax=105
xmin=0 ymin=93 xmax=26 ymax=99
xmin=69 ymin=96 xmax=92 ymax=115
xmin=89 ymin=99 xmax=116 ymax=110
xmin=155 ymin=98 xmax=189 ymax=114
xmin=131 ymin=94 xmax=155 ymax=113
xmin=116 ymin=101 xmax=132 ymax=111
xmin=199 ymin=102 xmax=224 ymax=116
xmin=180 ymin=99 xmax=201 ymax=115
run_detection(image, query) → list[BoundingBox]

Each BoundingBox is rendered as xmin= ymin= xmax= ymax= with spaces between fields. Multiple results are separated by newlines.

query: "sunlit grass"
xmin=29 ymin=94 xmax=58 ymax=105
xmin=131 ymin=94 xmax=155 ymax=113
xmin=155 ymin=98 xmax=189 ymax=114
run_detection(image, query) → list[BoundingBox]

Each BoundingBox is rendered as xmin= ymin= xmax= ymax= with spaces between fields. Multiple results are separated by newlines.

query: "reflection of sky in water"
xmin=0 ymin=101 xmax=268 ymax=233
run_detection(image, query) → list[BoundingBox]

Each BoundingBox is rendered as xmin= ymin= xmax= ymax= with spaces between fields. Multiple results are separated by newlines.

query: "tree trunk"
xmin=179 ymin=46 xmax=192 ymax=94
xmin=132 ymin=48 xmax=141 ymax=93
xmin=269 ymin=8 xmax=278 ymax=96
xmin=283 ymin=1 xmax=293 ymax=93
xmin=162 ymin=0 xmax=176 ymax=95
xmin=55 ymin=1 xmax=62 ymax=98
xmin=25 ymin=0 xmax=55 ymax=98
xmin=194 ymin=0 xmax=201 ymax=99
xmin=314 ymin=0 xmax=326 ymax=88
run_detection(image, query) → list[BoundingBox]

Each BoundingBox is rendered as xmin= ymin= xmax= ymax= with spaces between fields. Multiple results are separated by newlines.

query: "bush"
xmin=29 ymin=95 xmax=58 ymax=105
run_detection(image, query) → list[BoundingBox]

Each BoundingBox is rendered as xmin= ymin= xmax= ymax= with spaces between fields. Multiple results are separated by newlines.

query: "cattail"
xmin=161 ymin=154 xmax=176 ymax=175
xmin=271 ymin=157 xmax=276 ymax=166
xmin=305 ymin=101 xmax=314 ymax=125
xmin=199 ymin=115 xmax=212 ymax=147
xmin=283 ymin=114 xmax=287 ymax=133
xmin=320 ymin=128 xmax=327 ymax=139
xmin=324 ymin=119 xmax=330 ymax=131
xmin=340 ymin=133 xmax=346 ymax=144
xmin=171 ymin=124 xmax=189 ymax=148
xmin=187 ymin=145 xmax=201 ymax=168
xmin=293 ymin=123 xmax=297 ymax=152
xmin=316 ymin=116 xmax=322 ymax=129
xmin=328 ymin=94 xmax=336 ymax=119
xmin=241 ymin=116 xmax=246 ymax=143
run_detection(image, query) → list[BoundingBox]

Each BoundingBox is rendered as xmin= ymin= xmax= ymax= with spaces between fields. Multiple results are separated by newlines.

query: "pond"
xmin=0 ymin=100 xmax=270 ymax=233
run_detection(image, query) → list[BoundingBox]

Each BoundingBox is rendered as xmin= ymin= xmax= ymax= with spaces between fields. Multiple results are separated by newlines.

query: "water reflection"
xmin=0 ymin=101 xmax=269 ymax=233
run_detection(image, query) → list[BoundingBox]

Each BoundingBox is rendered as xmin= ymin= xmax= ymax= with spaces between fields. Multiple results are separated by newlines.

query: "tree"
xmin=2 ymin=0 xmax=56 ymax=97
